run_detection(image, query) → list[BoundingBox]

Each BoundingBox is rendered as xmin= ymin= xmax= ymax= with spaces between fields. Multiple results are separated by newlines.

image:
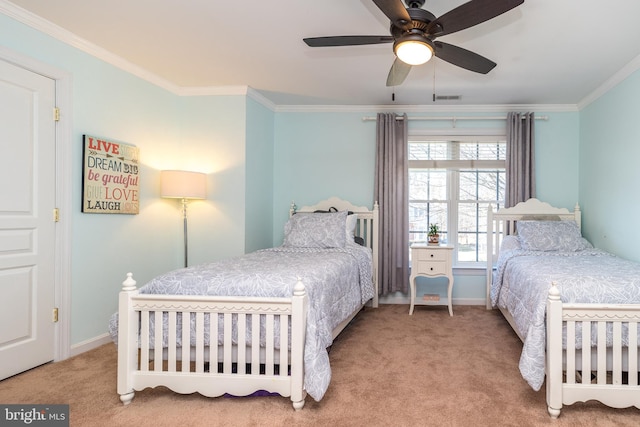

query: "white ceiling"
xmin=6 ymin=0 xmax=640 ymax=107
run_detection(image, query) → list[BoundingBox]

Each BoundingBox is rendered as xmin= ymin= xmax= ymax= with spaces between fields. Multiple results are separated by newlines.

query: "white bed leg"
xmin=546 ymin=282 xmax=563 ymax=418
xmin=547 ymin=406 xmax=561 ymax=419
xmin=117 ymin=273 xmax=139 ymax=406
xmin=290 ymin=278 xmax=308 ymax=411
xmin=119 ymin=392 xmax=135 ymax=405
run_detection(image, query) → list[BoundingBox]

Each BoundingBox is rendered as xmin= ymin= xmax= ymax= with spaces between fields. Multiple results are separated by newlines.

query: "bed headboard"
xmin=290 ymin=197 xmax=379 ymax=308
xmin=485 ymin=198 xmax=581 ymax=309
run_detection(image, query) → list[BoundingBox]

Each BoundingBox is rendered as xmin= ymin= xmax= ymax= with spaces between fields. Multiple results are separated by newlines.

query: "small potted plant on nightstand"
xmin=428 ymin=223 xmax=440 ymax=245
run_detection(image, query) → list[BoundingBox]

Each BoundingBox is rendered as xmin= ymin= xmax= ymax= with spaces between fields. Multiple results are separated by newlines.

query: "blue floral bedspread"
xmin=109 ymin=241 xmax=374 ymax=401
xmin=491 ymin=248 xmax=640 ymax=391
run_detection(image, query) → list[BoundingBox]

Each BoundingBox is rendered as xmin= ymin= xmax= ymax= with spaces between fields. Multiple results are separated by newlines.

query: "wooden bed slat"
xmin=181 ymin=312 xmax=190 ymax=372
xmin=237 ymin=313 xmax=246 ymax=375
xmin=566 ymin=321 xmax=575 ymax=384
xmin=251 ymin=314 xmax=260 ymax=375
xmin=613 ymin=322 xmax=622 ymax=385
xmin=223 ymin=313 xmax=232 ymax=374
xmin=140 ymin=311 xmax=149 ymax=371
xmin=630 ymin=322 xmax=638 ymax=386
xmin=154 ymin=311 xmax=163 ymax=372
xmin=168 ymin=311 xmax=177 ymax=372
xmin=265 ymin=314 xmax=274 ymax=376
xmin=280 ymin=314 xmax=288 ymax=376
xmin=195 ymin=312 xmax=205 ymax=373
xmin=597 ymin=321 xmax=606 ymax=384
xmin=581 ymin=321 xmax=590 ymax=385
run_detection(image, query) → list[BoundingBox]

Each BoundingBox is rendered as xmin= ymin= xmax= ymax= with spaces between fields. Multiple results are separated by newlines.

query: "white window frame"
xmin=408 ymin=131 xmax=506 ymax=267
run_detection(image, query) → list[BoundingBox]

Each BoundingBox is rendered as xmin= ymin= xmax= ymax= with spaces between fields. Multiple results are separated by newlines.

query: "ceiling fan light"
xmin=394 ymin=39 xmax=433 ymax=66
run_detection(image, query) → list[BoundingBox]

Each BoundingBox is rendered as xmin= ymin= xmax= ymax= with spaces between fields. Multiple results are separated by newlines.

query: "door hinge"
xmin=53 ymin=107 xmax=60 ymax=121
xmin=53 ymin=208 xmax=60 ymax=222
xmin=53 ymin=308 xmax=59 ymax=323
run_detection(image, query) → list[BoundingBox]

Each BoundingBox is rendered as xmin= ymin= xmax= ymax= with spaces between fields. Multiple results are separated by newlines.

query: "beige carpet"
xmin=1 ymin=305 xmax=638 ymax=426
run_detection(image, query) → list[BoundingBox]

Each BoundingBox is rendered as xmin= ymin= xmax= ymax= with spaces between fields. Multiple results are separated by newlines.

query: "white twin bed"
xmin=486 ymin=198 xmax=640 ymax=418
xmin=111 ymin=197 xmax=379 ymax=410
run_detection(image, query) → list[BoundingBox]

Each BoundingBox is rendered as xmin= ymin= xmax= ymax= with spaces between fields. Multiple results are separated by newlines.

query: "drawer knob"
xmin=430 ymin=254 xmax=434 ymax=258
xmin=430 ymin=267 xmax=434 ymax=271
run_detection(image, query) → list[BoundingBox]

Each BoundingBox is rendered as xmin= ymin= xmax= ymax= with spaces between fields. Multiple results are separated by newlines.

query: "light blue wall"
xmin=245 ymin=98 xmax=275 ymax=252
xmin=273 ymin=112 xmax=377 ymax=243
xmin=534 ymin=112 xmax=580 ymax=209
xmin=579 ymin=69 xmax=640 ymax=262
xmin=177 ymin=95 xmax=248 ymax=264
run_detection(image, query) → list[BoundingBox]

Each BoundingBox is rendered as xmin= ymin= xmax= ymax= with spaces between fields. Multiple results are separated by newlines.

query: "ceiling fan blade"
xmin=386 ymin=58 xmax=412 ymax=86
xmin=304 ymin=35 xmax=393 ymax=47
xmin=427 ymin=0 xmax=524 ymax=38
xmin=433 ymin=41 xmax=496 ymax=74
xmin=372 ymin=0 xmax=412 ymax=30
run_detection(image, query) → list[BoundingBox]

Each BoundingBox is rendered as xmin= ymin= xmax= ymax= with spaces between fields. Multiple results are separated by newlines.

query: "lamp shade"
xmin=161 ymin=170 xmax=206 ymax=199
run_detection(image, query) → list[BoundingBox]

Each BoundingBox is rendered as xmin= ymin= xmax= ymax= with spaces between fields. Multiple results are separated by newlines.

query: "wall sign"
xmin=82 ymin=135 xmax=140 ymax=214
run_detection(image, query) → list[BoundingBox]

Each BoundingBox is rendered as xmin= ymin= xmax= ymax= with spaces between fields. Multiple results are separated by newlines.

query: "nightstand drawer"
xmin=414 ymin=248 xmax=449 ymax=262
xmin=413 ymin=261 xmax=448 ymax=276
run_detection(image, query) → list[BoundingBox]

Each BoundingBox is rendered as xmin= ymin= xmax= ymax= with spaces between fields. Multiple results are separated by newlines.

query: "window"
xmin=409 ymin=135 xmax=506 ymax=266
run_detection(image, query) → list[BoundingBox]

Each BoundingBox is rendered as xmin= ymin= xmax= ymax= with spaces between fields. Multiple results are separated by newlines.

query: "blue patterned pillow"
xmin=516 ymin=220 xmax=590 ymax=252
xmin=283 ymin=211 xmax=348 ymax=248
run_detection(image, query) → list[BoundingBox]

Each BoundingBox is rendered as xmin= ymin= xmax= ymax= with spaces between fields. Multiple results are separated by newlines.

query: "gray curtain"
xmin=374 ymin=112 xmax=409 ymax=295
xmin=506 ymin=112 xmax=536 ymax=208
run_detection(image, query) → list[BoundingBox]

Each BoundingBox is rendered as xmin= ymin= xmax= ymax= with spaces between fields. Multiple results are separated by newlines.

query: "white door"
xmin=0 ymin=59 xmax=57 ymax=380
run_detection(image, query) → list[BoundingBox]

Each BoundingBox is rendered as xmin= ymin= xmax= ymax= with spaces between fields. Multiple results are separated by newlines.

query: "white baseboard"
xmin=452 ymin=298 xmax=486 ymax=306
xmin=378 ymin=295 xmax=486 ymax=306
xmin=69 ymin=333 xmax=113 ymax=357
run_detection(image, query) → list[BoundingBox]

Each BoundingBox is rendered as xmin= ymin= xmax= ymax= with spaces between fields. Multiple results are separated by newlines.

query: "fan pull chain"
xmin=432 ymin=62 xmax=436 ymax=102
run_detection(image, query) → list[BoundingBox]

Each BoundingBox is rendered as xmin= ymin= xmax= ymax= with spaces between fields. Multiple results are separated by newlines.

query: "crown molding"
xmin=577 ymin=53 xmax=640 ymax=110
xmin=274 ymin=103 xmax=578 ymax=114
xmin=246 ymin=88 xmax=277 ymax=110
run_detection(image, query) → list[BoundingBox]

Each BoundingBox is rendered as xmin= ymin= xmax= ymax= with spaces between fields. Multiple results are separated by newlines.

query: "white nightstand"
xmin=409 ymin=244 xmax=454 ymax=316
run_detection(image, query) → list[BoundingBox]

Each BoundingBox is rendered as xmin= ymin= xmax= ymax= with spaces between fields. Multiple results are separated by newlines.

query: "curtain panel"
xmin=506 ymin=112 xmax=536 ymax=208
xmin=374 ymin=113 xmax=410 ymax=295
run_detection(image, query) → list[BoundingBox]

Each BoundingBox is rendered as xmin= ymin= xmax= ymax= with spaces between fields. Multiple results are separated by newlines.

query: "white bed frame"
xmin=117 ymin=197 xmax=379 ymax=410
xmin=486 ymin=198 xmax=640 ymax=418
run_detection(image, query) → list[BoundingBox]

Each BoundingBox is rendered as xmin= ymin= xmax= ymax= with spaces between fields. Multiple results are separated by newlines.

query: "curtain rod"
xmin=361 ymin=115 xmax=549 ymax=122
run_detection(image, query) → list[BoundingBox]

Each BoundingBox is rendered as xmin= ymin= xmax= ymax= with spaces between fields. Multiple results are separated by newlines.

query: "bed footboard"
xmin=117 ymin=273 xmax=308 ymax=410
xmin=546 ymin=283 xmax=640 ymax=418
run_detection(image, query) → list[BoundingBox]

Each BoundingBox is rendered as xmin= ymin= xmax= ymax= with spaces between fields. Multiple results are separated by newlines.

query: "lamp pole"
xmin=160 ymin=170 xmax=206 ymax=269
xmin=182 ymin=198 xmax=188 ymax=268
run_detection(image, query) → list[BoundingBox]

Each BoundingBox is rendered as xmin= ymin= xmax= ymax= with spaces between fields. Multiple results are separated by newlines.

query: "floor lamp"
xmin=160 ymin=170 xmax=207 ymax=267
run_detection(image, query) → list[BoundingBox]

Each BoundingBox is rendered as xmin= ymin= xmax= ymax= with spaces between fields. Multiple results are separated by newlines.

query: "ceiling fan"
xmin=303 ymin=0 xmax=524 ymax=87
